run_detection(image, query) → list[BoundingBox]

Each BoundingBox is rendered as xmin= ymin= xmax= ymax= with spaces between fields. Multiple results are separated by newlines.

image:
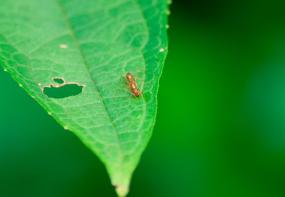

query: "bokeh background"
xmin=1 ymin=0 xmax=285 ymax=196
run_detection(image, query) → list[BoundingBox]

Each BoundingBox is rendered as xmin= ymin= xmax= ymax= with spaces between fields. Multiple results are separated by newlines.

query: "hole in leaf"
xmin=43 ymin=83 xmax=83 ymax=99
xmin=53 ymin=78 xmax=65 ymax=84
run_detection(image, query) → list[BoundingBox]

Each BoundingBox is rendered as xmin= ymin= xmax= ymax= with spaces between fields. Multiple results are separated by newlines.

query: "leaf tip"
xmin=114 ymin=183 xmax=129 ymax=197
xmin=110 ymin=171 xmax=131 ymax=197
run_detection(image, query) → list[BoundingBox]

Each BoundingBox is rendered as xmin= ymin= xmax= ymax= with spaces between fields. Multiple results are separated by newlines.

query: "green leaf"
xmin=0 ymin=0 xmax=168 ymax=196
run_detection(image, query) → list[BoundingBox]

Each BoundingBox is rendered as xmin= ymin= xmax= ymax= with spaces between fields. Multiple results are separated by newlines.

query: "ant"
xmin=126 ymin=72 xmax=141 ymax=97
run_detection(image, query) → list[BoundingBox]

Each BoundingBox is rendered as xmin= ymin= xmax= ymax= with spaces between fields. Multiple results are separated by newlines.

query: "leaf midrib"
xmin=55 ymin=0 xmax=125 ymax=162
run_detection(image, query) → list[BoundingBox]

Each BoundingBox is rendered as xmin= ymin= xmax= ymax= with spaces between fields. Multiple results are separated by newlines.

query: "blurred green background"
xmin=1 ymin=0 xmax=285 ymax=196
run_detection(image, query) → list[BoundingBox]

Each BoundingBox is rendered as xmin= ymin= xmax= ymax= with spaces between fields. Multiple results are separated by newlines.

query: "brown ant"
xmin=126 ymin=72 xmax=141 ymax=97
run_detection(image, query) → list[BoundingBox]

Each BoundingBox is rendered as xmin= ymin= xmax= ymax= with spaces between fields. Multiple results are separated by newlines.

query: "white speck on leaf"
xmin=59 ymin=44 xmax=68 ymax=49
xmin=159 ymin=48 xmax=165 ymax=52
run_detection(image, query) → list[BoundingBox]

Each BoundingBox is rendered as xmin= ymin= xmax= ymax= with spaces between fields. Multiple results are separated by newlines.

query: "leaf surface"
xmin=0 ymin=0 xmax=168 ymax=196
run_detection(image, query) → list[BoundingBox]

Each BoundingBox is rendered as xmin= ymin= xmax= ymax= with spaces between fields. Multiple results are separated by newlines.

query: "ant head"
xmin=126 ymin=72 xmax=133 ymax=81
